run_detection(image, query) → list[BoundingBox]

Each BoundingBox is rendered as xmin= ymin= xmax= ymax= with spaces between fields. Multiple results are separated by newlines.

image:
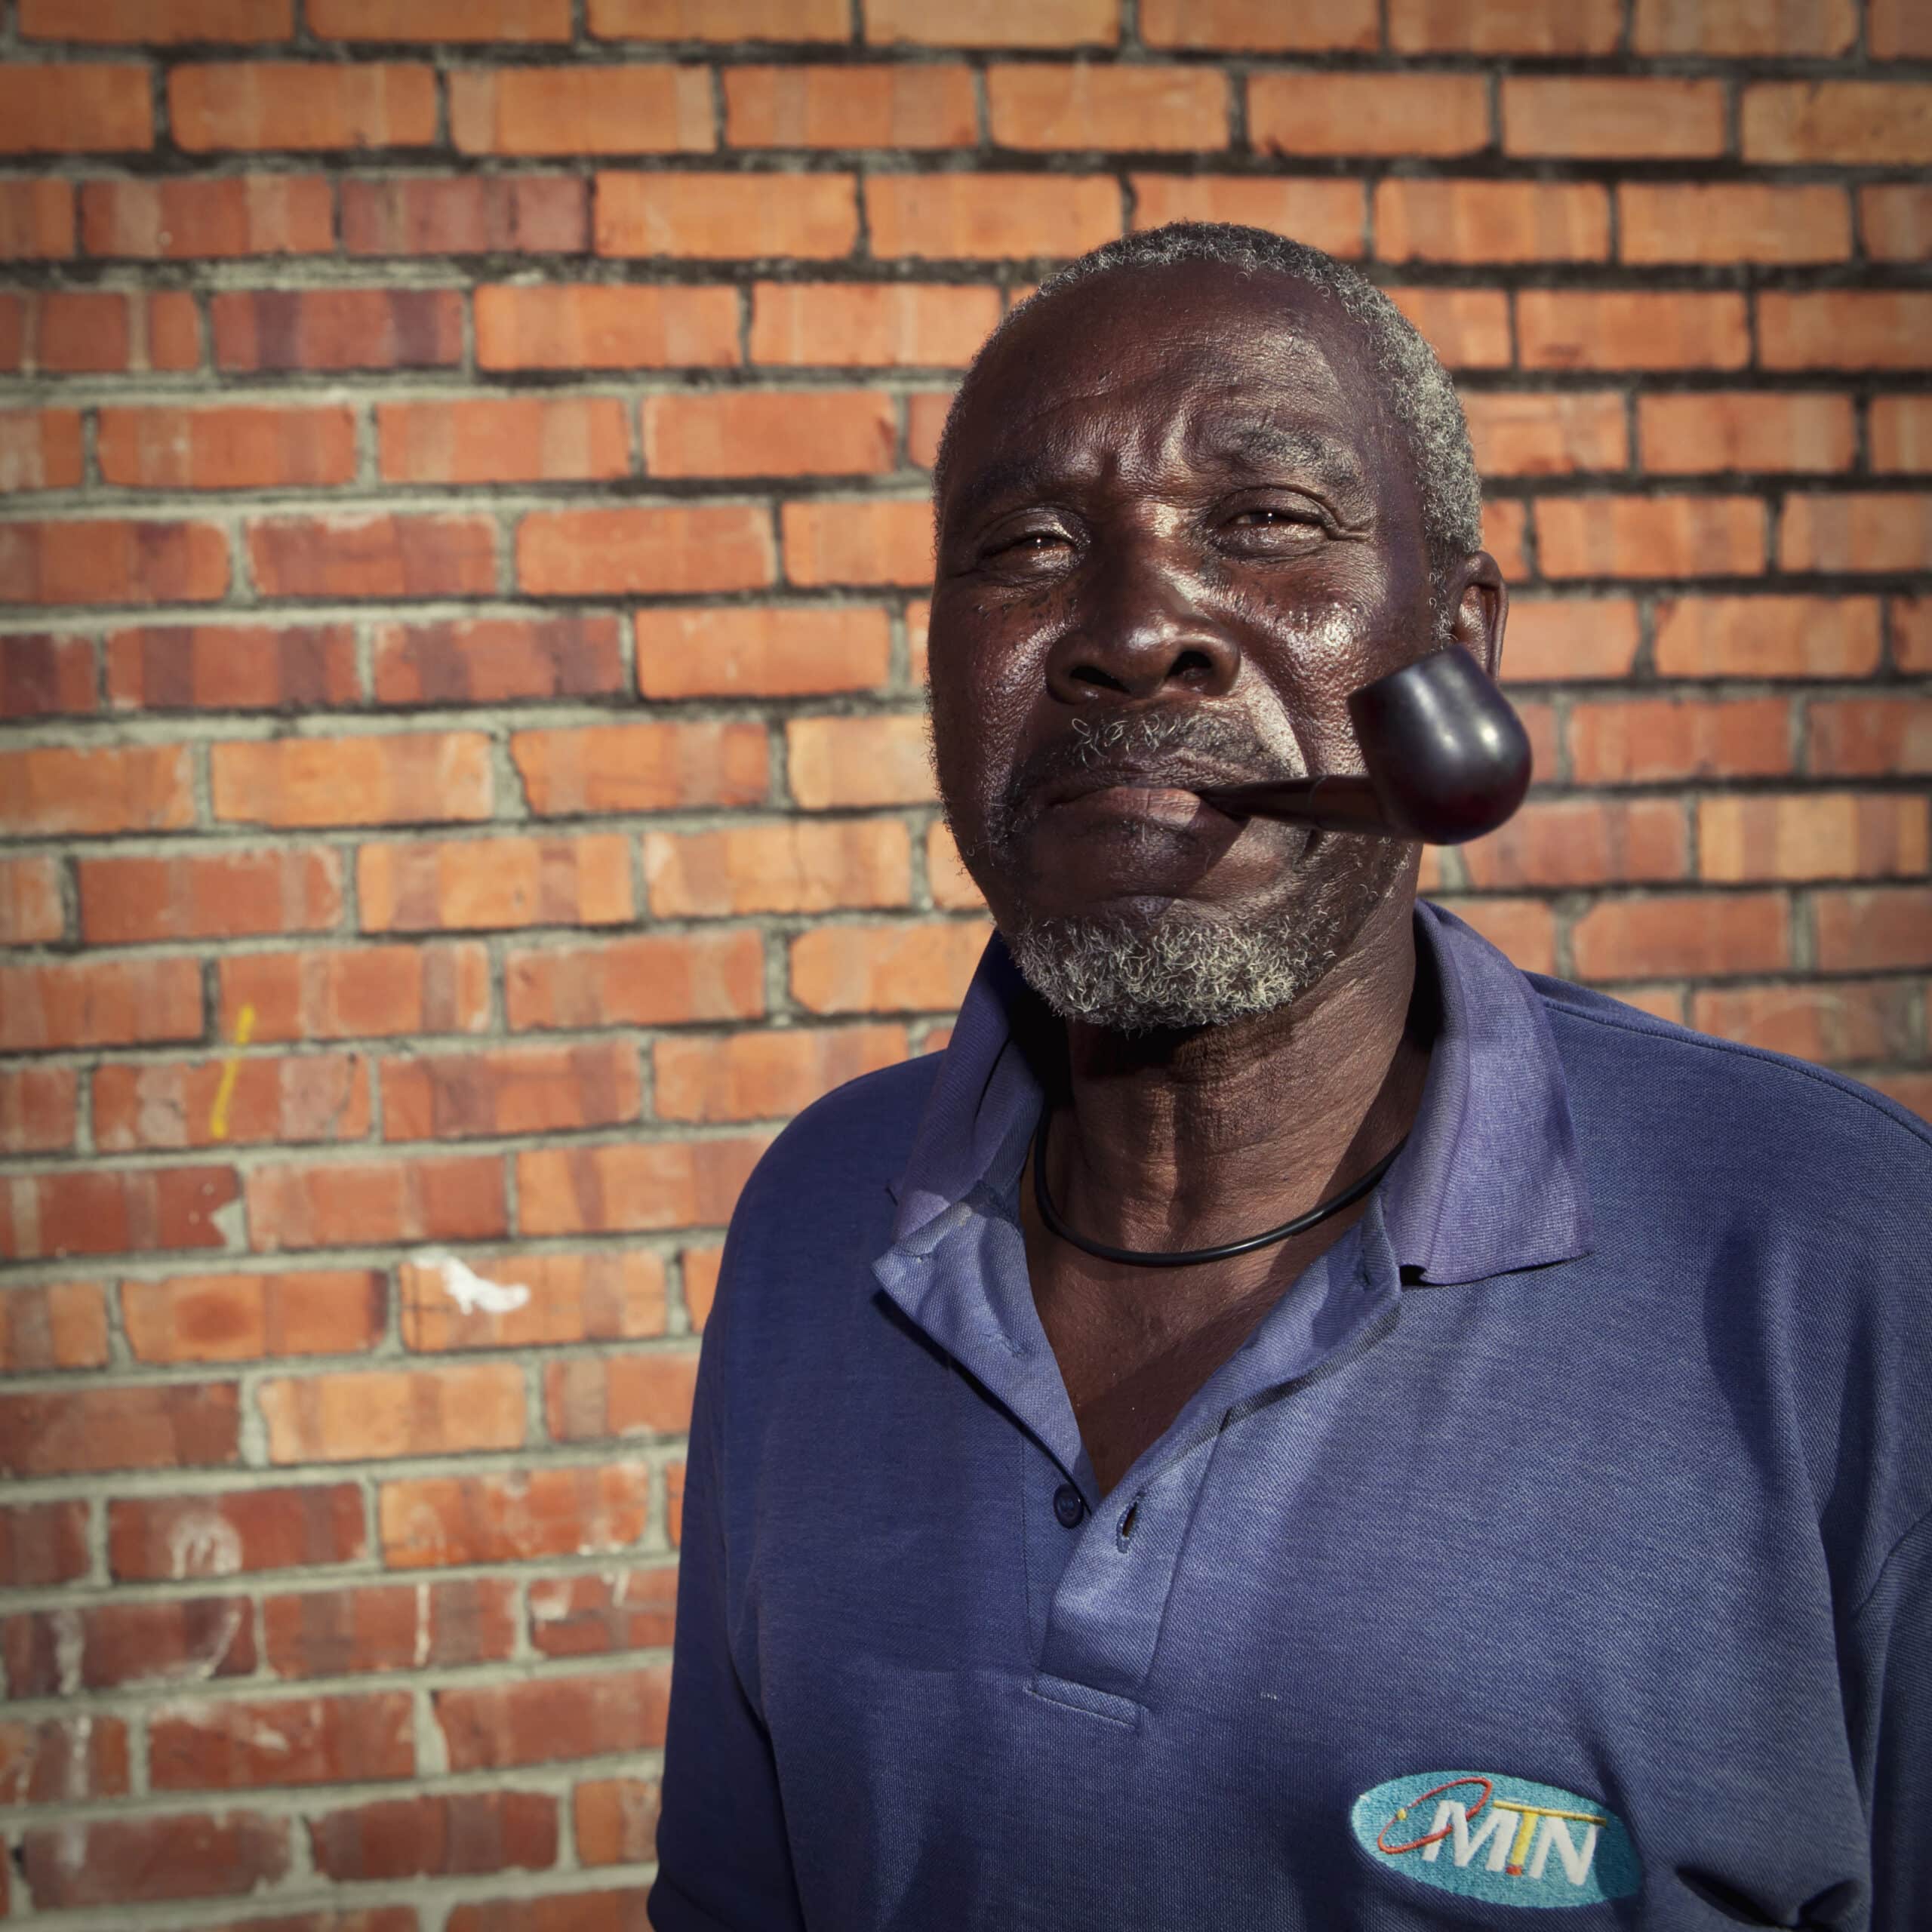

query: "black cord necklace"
xmin=1031 ymin=1112 xmax=1407 ymax=1269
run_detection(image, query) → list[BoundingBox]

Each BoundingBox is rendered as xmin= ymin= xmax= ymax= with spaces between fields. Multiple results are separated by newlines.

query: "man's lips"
xmin=1038 ymin=762 xmax=1280 ymax=814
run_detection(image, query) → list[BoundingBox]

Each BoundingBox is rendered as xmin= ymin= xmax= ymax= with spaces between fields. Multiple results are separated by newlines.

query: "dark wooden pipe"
xmin=1203 ymin=648 xmax=1533 ymax=845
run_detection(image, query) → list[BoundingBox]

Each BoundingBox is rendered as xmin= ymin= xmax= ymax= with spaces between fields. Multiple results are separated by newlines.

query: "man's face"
xmin=928 ymin=262 xmax=1468 ymax=1031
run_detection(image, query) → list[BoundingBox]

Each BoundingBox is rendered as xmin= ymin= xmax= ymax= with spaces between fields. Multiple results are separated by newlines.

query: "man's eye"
xmin=1226 ymin=507 xmax=1318 ymax=529
xmin=987 ymin=530 xmax=1071 ymax=560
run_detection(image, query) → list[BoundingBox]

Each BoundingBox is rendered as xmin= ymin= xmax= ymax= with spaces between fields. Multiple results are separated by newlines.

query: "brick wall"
xmin=0 ymin=0 xmax=1927 ymax=1922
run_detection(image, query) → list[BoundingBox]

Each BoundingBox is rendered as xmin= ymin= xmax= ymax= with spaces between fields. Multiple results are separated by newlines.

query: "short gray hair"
xmin=933 ymin=221 xmax=1483 ymax=593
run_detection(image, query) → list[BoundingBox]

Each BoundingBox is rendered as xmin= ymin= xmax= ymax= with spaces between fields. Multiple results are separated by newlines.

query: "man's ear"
xmin=1448 ymin=550 xmax=1508 ymax=681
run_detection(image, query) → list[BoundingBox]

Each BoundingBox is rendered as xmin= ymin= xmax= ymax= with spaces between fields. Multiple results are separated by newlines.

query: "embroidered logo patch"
xmin=1351 ymin=1771 xmax=1641 ymax=1908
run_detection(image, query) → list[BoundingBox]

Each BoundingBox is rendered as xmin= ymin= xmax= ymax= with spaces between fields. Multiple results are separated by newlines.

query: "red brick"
xmin=4 ymin=1595 xmax=254 ymax=1693
xmin=906 ymin=389 xmax=953 ymax=468
xmin=106 ymin=622 xmax=360 ymax=712
xmin=0 ymin=406 xmax=82 ymax=490
xmin=81 ymin=848 xmax=341 ymax=946
xmin=1634 ymin=0 xmax=1855 ymax=53
xmin=1463 ymin=395 xmax=1626 ymax=479
xmin=247 ymin=1154 xmax=508 ymax=1251
xmin=927 ymin=821 xmax=984 ymax=910
xmin=438 ymin=1668 xmax=671 ymax=1770
xmin=1248 ymin=73 xmax=1488 ymax=157
xmin=1519 ymin=292 xmax=1749 ymax=372
xmin=0 ymin=1381 xmax=238 ymax=1475
xmin=1860 ymin=1072 xmax=1932 ymax=1121
xmin=99 ymin=404 xmax=356 ymax=491
xmin=1863 ymin=185 xmax=1932 ymax=263
xmin=1810 ymin=697 xmax=1932 ymax=777
xmin=1538 ymin=496 xmax=1765 ymax=579
xmin=1375 ymin=180 xmax=1607 ymax=264
xmin=0 ymin=63 xmax=151 ymax=152
xmin=345 ymin=172 xmax=586 ymax=254
xmin=749 ymin=281 xmax=998 ymax=367
xmin=635 ymin=605 xmax=891 ymax=699
xmin=726 ymin=64 xmax=974 ymax=148
xmin=358 ymin=835 xmax=635 ymax=934
xmin=782 ymin=498 xmax=931 ymax=586
xmin=212 ymin=734 xmax=492 ymax=829
xmin=1762 ymin=294 xmax=1932 ymax=373
xmin=248 ymin=514 xmax=498 ymax=599
xmin=791 ymin=918 xmax=992 ymax=1014
xmin=1142 ymin=0 xmax=1374 ymax=46
xmin=379 ymin=398 xmax=630 ymax=485
xmin=151 ymin=1691 xmax=413 ymax=1790
xmin=21 ymin=0 xmax=294 ymax=37
xmin=1 ymin=741 xmax=193 ymax=839
xmin=531 ymin=1570 xmax=676 ymax=1659
xmin=1694 ymin=979 xmax=1916 ymax=1066
xmin=1488 ymin=601 xmax=1637 ymax=689
xmin=1619 ymin=184 xmax=1850 ymax=266
xmin=448 ymin=1891 xmax=652 ymax=1932
xmin=1873 ymin=398 xmax=1932 ymax=474
xmin=1872 ymin=0 xmax=1932 ymax=54
xmin=380 ymin=1464 xmax=650 ymax=1568
xmin=645 ymin=820 xmax=910 ymax=918
xmin=546 ymin=1351 xmax=697 ymax=1440
xmin=2 ymin=1164 xmax=238 ymax=1266
xmin=645 ymin=390 xmax=895 ymax=480
xmin=376 ymin=614 xmax=625 ymax=704
xmin=16 ymin=287 xmax=198 ymax=374
xmin=1383 ymin=288 xmax=1512 ymax=370
xmin=654 ymin=1025 xmax=909 ymax=1122
xmin=597 ymin=171 xmax=857 ymax=257
xmin=1814 ymin=888 xmax=1932 ymax=971
xmin=0 ymin=955 xmax=202 ymax=1052
xmin=517 ymin=1137 xmax=770 ymax=1235
xmin=312 ymin=1792 xmax=558 ymax=1882
xmin=785 ymin=714 xmax=933 ymax=808
xmin=94 ymin=1054 xmax=371 ymax=1152
xmin=0 ymin=1281 xmax=108 ymax=1372
xmin=1 ymin=1715 xmax=126 ymax=1811
xmin=1743 ymin=83 xmax=1932 ymax=165
xmin=1570 ymin=697 xmax=1792 ymax=784
xmin=505 ymin=930 xmax=765 ymax=1030
xmin=123 ymin=1270 xmax=385 ymax=1362
xmin=312 ymin=0 xmax=571 ymax=35
xmin=1504 ymin=77 xmax=1725 ymax=158
xmin=0 ymin=1501 xmax=88 ymax=1586
xmin=0 ymin=518 xmax=229 ymax=605
xmin=214 ymin=288 xmax=461 ymax=371
xmin=1895 ymin=598 xmax=1932 ymax=673
xmin=592 ymin=0 xmax=844 ymax=32
xmin=221 ymin=941 xmax=491 ymax=1043
xmin=1701 ymin=795 xmax=1927 ymax=883
xmin=0 ymin=176 xmax=72 ymax=257
xmin=263 ymin=1577 xmax=517 ymax=1677
xmin=202 ymin=1908 xmax=418 ymax=1932
xmin=682 ymin=1245 xmax=721 ymax=1329
xmin=171 ymin=62 xmax=437 ymax=152
xmin=1128 ymin=176 xmax=1364 ymax=257
xmin=0 ymin=1066 xmax=78 ymax=1152
xmin=865 ymin=172 xmax=1118 ymax=258
xmin=476 ymin=283 xmax=738 ymax=370
xmin=1 ymin=632 xmax=95 ymax=716
xmin=452 ymin=65 xmax=710 ymax=155
xmin=400 ymin=1248 xmax=666 ymax=1352
xmin=519 ymin=721 xmax=764 ymax=817
xmin=1463 ymin=800 xmax=1688 ymax=891
xmin=109 ymin=1483 xmax=367 ymax=1580
xmin=1390 ymin=0 xmax=1618 ymax=47
xmin=22 ymin=1810 xmax=280 ymax=1909
xmin=82 ymin=174 xmax=332 ymax=257
xmin=383 ymin=1041 xmax=641 ymax=1141
xmin=1574 ymin=894 xmax=1792 ymax=981
xmin=1782 ymin=494 xmax=1932 ymax=573
xmin=0 ymin=856 xmax=63 ymax=948
xmin=518 ymin=504 xmax=772 ymax=595
xmin=1638 ymin=394 xmax=1854 ymax=475
xmin=1654 ymin=596 xmax=1881 ymax=678
xmin=259 ymin=1362 xmax=525 ymax=1464
xmin=864 ymin=0 xmax=1116 ymax=44
xmin=988 ymin=63 xmax=1226 ymax=151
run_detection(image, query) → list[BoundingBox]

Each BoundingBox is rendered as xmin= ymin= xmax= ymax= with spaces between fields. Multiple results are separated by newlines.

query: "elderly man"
xmin=651 ymin=226 xmax=1930 ymax=1928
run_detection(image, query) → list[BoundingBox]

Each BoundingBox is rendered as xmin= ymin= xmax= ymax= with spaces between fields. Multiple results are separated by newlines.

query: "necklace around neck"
xmin=1031 ymin=1111 xmax=1407 ymax=1270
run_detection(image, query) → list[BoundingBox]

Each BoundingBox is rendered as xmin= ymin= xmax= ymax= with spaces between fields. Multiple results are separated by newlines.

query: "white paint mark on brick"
xmin=418 ymin=1247 xmax=531 ymax=1317
xmin=168 ymin=1509 xmax=243 ymax=1581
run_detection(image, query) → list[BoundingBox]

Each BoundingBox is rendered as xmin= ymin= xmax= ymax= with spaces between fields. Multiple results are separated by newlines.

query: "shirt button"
xmin=1053 ymin=1483 xmax=1086 ymax=1528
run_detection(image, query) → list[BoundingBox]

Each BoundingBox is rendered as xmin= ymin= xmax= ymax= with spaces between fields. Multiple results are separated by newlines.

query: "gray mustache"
xmin=1002 ymin=709 xmax=1288 ymax=827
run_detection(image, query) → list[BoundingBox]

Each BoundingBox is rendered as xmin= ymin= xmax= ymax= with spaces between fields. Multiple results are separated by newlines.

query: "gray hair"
xmin=932 ymin=221 xmax=1483 ymax=595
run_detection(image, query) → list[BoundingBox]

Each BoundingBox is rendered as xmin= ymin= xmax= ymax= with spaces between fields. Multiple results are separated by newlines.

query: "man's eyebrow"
xmin=1206 ymin=423 xmax=1368 ymax=489
xmin=941 ymin=451 xmax=1064 ymax=528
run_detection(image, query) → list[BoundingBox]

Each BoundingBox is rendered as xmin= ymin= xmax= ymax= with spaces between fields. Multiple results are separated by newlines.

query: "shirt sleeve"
xmin=1844 ymin=1505 xmax=1932 ymax=1928
xmin=648 ymin=1324 xmax=808 ymax=1932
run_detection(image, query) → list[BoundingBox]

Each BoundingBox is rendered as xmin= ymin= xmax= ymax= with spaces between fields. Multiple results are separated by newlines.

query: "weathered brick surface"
xmin=0 ymin=9 xmax=1924 ymax=1918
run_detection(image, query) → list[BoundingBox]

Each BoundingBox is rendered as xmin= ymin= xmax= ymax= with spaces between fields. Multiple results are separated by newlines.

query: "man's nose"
xmin=1044 ymin=549 xmax=1241 ymax=703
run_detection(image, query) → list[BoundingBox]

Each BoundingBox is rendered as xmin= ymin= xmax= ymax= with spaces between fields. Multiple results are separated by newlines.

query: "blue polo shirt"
xmin=652 ymin=903 xmax=1932 ymax=1930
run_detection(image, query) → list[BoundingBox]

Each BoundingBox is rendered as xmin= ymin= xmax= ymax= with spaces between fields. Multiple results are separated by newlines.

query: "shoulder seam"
xmin=1850 ymin=1499 xmax=1932 ymax=1626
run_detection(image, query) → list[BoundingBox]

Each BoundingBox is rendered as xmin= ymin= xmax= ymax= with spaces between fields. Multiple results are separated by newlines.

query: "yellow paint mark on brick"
xmin=207 ymin=1004 xmax=255 ymax=1142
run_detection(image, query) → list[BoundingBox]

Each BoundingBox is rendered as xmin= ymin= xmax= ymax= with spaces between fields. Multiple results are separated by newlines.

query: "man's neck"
xmin=1043 ymin=887 xmax=1431 ymax=1258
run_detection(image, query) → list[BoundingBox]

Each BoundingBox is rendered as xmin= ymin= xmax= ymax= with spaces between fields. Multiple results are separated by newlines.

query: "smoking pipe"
xmin=1202 ymin=647 xmax=1533 ymax=845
